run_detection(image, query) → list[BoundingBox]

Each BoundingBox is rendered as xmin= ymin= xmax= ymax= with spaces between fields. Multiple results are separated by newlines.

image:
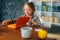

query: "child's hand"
xmin=26 ymin=19 xmax=32 ymax=26
xmin=28 ymin=19 xmax=32 ymax=24
xmin=2 ymin=19 xmax=12 ymax=25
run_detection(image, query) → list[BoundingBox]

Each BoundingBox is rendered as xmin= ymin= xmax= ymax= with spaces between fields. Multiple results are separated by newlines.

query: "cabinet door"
xmin=52 ymin=2 xmax=60 ymax=25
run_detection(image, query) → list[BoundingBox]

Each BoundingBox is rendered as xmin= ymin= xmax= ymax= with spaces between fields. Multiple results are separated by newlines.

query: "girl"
xmin=2 ymin=2 xmax=42 ymax=26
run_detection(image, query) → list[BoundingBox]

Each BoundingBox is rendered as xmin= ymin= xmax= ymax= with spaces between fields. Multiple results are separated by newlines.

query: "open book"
xmin=7 ymin=16 xmax=30 ymax=29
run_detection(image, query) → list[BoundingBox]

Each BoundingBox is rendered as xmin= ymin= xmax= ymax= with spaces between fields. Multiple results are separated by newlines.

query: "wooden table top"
xmin=0 ymin=25 xmax=49 ymax=40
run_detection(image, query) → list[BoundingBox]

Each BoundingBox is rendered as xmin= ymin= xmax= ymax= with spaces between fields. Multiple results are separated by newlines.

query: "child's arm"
xmin=31 ymin=16 xmax=43 ymax=27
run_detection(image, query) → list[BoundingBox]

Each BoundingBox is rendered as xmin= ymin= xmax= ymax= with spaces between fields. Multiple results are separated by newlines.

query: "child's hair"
xmin=23 ymin=2 xmax=35 ymax=12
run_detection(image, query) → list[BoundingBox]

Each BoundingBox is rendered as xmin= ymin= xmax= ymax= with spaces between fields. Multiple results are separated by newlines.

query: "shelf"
xmin=52 ymin=13 xmax=60 ymax=18
xmin=29 ymin=0 xmax=41 ymax=2
xmin=29 ymin=0 xmax=52 ymax=2
xmin=41 ymin=12 xmax=52 ymax=17
xmin=52 ymin=11 xmax=60 ymax=13
xmin=41 ymin=11 xmax=52 ymax=13
xmin=43 ymin=22 xmax=51 ymax=23
xmin=52 ymin=23 xmax=60 ymax=26
xmin=29 ymin=0 xmax=60 ymax=27
xmin=43 ymin=22 xmax=51 ymax=28
xmin=52 ymin=0 xmax=60 ymax=2
xmin=42 ymin=0 xmax=52 ymax=2
xmin=35 ymin=11 xmax=41 ymax=12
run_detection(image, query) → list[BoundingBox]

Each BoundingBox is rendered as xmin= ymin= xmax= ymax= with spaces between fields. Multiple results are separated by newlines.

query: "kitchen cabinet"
xmin=29 ymin=0 xmax=60 ymax=28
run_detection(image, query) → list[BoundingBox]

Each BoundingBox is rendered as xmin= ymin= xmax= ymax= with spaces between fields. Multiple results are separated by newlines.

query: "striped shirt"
xmin=12 ymin=15 xmax=43 ymax=26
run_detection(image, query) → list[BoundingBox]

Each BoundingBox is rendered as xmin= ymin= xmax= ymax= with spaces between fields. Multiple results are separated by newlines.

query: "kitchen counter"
xmin=47 ymin=24 xmax=60 ymax=40
xmin=47 ymin=33 xmax=60 ymax=40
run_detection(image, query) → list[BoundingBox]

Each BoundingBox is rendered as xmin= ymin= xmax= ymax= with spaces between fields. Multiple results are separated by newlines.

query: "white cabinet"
xmin=28 ymin=0 xmax=60 ymax=28
xmin=52 ymin=2 xmax=60 ymax=26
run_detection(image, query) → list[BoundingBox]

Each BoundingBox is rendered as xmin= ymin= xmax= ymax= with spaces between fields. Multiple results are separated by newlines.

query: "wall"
xmin=0 ymin=0 xmax=28 ymax=22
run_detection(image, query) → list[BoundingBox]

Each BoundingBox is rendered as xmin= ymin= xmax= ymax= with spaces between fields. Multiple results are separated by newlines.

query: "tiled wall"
xmin=0 ymin=0 xmax=28 ymax=22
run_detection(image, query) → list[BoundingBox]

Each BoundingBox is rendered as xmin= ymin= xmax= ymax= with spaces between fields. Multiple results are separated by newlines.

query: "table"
xmin=0 ymin=25 xmax=20 ymax=40
xmin=0 ymin=25 xmax=52 ymax=40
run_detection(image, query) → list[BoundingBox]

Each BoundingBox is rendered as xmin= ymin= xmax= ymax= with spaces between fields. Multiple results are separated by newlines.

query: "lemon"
xmin=38 ymin=29 xmax=47 ymax=39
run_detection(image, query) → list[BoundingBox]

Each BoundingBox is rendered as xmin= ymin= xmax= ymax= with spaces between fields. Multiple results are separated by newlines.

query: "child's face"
xmin=24 ymin=5 xmax=34 ymax=16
